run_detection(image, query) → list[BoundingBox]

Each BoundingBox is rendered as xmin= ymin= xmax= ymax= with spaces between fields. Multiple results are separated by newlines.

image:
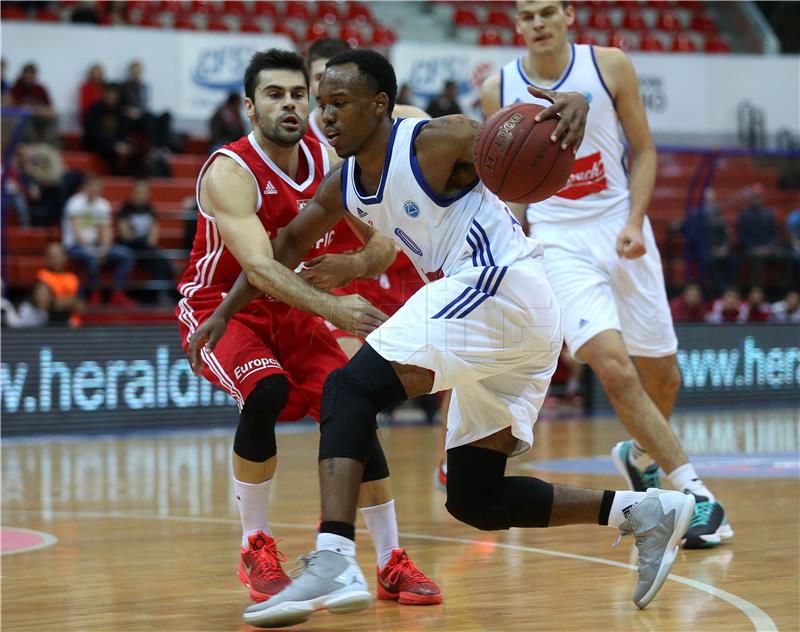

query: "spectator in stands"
xmin=700 ymin=188 xmax=736 ymax=293
xmin=771 ymin=290 xmax=800 ymax=323
xmin=79 ymin=63 xmax=105 ymax=122
xmin=397 ymin=83 xmax=414 ymax=106
xmin=36 ymin=242 xmax=84 ymax=326
xmin=120 ymin=60 xmax=173 ymax=152
xmin=669 ymin=282 xmax=707 ymax=322
xmin=786 ymin=207 xmax=800 ymax=287
xmin=83 ymin=82 xmax=144 ymax=176
xmin=1 ymin=58 xmax=10 ymax=105
xmin=17 ymin=142 xmax=66 ymax=226
xmin=740 ymin=286 xmax=770 ymax=322
xmin=62 ymin=175 xmax=136 ymax=307
xmin=10 ymin=62 xmax=58 ymax=145
xmin=3 ymin=151 xmax=31 ymax=226
xmin=705 ymin=287 xmax=745 ymax=323
xmin=736 ymin=186 xmax=780 ymax=289
xmin=117 ymin=178 xmax=174 ymax=304
xmin=3 ymin=282 xmax=53 ymax=328
xmin=182 ymin=195 xmax=199 ymax=251
xmin=70 ymin=1 xmax=101 ymax=24
xmin=426 ymin=80 xmax=462 ymax=118
xmin=208 ymin=92 xmax=246 ymax=152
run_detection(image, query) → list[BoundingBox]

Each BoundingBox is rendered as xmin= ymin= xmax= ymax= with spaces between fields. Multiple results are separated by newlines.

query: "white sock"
xmin=607 ymin=491 xmax=647 ymax=528
xmin=316 ymin=532 xmax=356 ymax=557
xmin=234 ymin=477 xmax=272 ymax=547
xmin=628 ymin=440 xmax=656 ymax=470
xmin=360 ymin=500 xmax=399 ymax=570
xmin=668 ymin=463 xmax=715 ymax=501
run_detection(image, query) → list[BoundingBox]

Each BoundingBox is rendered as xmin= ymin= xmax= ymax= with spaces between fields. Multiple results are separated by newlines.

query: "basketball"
xmin=473 ymin=103 xmax=576 ymax=204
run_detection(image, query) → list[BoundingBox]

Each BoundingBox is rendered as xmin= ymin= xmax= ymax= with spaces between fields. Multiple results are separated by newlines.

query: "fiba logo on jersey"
xmin=403 ymin=200 xmax=420 ymax=219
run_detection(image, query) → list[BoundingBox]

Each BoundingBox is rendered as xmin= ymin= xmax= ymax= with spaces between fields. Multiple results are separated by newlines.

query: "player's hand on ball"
xmin=330 ymin=294 xmax=388 ymax=338
xmin=187 ymin=314 xmax=228 ymax=376
xmin=616 ymin=223 xmax=647 ymax=259
xmin=527 ymin=86 xmax=588 ymax=153
xmin=299 ymin=254 xmax=359 ymax=291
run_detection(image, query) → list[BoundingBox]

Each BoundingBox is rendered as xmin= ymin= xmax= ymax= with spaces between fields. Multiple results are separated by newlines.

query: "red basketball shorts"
xmin=177 ymin=297 xmax=347 ymax=421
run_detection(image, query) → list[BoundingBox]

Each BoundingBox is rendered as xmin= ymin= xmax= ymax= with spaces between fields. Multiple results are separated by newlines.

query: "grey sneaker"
xmin=612 ymin=440 xmax=661 ymax=492
xmin=242 ymin=549 xmax=372 ymax=628
xmin=619 ymin=488 xmax=695 ymax=610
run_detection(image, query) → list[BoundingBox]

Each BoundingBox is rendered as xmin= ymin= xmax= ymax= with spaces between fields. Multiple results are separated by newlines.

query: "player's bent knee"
xmin=319 ymin=346 xmax=406 ymax=463
xmin=233 ymin=374 xmax=289 ymax=463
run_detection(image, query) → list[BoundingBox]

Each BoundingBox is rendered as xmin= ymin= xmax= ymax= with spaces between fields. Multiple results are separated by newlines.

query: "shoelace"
xmin=690 ymin=502 xmax=714 ymax=528
xmin=252 ymin=539 xmax=288 ymax=574
xmin=384 ymin=555 xmax=429 ymax=587
xmin=289 ymin=554 xmax=314 ymax=578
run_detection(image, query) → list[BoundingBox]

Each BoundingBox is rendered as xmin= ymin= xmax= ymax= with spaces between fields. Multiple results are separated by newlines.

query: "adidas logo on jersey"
xmin=356 ymin=207 xmax=368 ymax=218
xmin=263 ymin=181 xmax=278 ymax=195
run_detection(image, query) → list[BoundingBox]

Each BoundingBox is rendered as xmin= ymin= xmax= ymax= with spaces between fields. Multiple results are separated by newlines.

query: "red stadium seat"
xmin=640 ymin=32 xmax=664 ymax=51
xmin=575 ymin=31 xmax=600 ymax=46
xmin=622 ymin=8 xmax=647 ymax=32
xmin=691 ymin=12 xmax=717 ymax=34
xmin=479 ymin=28 xmax=506 ymax=46
xmin=340 ymin=25 xmax=365 ymax=47
xmin=273 ymin=23 xmax=297 ymax=41
xmin=671 ymin=33 xmax=696 ymax=52
xmin=240 ymin=21 xmax=263 ymax=33
xmin=453 ymin=7 xmax=480 ymax=27
xmin=513 ymin=32 xmax=526 ymax=47
xmin=253 ymin=2 xmax=279 ymax=19
xmin=137 ymin=13 xmax=161 ymax=28
xmin=174 ymin=16 xmax=196 ymax=30
xmin=610 ymin=30 xmax=634 ymax=51
xmin=316 ymin=1 xmax=339 ymax=23
xmin=486 ymin=9 xmax=514 ymax=30
xmin=587 ymin=11 xmax=612 ymax=31
xmin=657 ymin=9 xmax=682 ymax=33
xmin=224 ymin=1 xmax=248 ymax=17
xmin=285 ymin=2 xmax=310 ymax=22
xmin=35 ymin=8 xmax=61 ymax=22
xmin=206 ymin=18 xmax=228 ymax=31
xmin=157 ymin=1 xmax=182 ymax=14
xmin=704 ymin=34 xmax=730 ymax=53
xmin=1 ymin=5 xmax=27 ymax=20
xmin=372 ymin=26 xmax=397 ymax=47
xmin=190 ymin=0 xmax=213 ymax=15
xmin=305 ymin=22 xmax=329 ymax=42
xmin=347 ymin=2 xmax=373 ymax=25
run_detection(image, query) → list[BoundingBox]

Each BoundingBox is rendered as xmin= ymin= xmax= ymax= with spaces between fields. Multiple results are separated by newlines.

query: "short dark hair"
xmin=326 ymin=49 xmax=397 ymax=115
xmin=307 ymin=38 xmax=352 ymax=67
xmin=244 ymin=49 xmax=309 ymax=101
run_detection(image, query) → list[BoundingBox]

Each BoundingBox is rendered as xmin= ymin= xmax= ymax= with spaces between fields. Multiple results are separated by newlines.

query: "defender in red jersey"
xmin=178 ymin=49 xmax=439 ymax=606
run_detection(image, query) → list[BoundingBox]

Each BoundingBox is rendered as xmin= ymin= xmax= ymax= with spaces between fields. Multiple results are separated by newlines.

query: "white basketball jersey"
xmin=340 ymin=118 xmax=541 ymax=280
xmin=500 ymin=44 xmax=629 ymax=224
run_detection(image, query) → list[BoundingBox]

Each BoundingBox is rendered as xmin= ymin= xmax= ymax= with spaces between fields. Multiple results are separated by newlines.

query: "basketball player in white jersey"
xmin=480 ymin=0 xmax=731 ymax=549
xmin=211 ymin=49 xmax=697 ymax=628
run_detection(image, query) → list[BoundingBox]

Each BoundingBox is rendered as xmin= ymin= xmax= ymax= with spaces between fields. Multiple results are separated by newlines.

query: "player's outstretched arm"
xmin=203 ymin=158 xmax=386 ymax=327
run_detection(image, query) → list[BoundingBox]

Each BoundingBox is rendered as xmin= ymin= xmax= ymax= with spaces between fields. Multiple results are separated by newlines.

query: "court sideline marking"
xmin=3 ymin=509 xmax=777 ymax=632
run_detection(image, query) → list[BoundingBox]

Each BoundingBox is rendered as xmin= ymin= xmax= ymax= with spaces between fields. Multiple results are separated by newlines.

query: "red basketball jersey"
xmin=178 ymin=132 xmax=332 ymax=304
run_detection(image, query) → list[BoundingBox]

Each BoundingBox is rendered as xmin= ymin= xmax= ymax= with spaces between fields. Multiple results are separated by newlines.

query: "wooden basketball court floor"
xmin=2 ymin=407 xmax=798 ymax=631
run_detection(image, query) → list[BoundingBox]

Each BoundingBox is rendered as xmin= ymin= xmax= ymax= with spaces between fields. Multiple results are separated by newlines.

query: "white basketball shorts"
xmin=366 ymin=257 xmax=562 ymax=457
xmin=531 ymin=213 xmax=678 ymax=359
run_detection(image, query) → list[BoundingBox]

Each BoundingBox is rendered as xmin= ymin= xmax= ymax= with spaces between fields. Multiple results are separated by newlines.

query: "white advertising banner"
xmin=2 ymin=23 xmax=292 ymax=122
xmin=390 ymin=41 xmax=800 ymax=144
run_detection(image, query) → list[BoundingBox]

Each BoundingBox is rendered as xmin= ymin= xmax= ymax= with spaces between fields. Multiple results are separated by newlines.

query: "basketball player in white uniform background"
xmin=215 ymin=49 xmax=698 ymax=627
xmin=481 ymin=0 xmax=731 ymax=548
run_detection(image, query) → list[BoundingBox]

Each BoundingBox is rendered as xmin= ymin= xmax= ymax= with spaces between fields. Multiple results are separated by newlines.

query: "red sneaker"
xmin=237 ymin=531 xmax=291 ymax=602
xmin=377 ymin=549 xmax=442 ymax=605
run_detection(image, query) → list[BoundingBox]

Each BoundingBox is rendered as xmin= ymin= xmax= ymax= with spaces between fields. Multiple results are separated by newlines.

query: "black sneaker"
xmin=683 ymin=496 xmax=734 ymax=549
xmin=612 ymin=440 xmax=660 ymax=492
